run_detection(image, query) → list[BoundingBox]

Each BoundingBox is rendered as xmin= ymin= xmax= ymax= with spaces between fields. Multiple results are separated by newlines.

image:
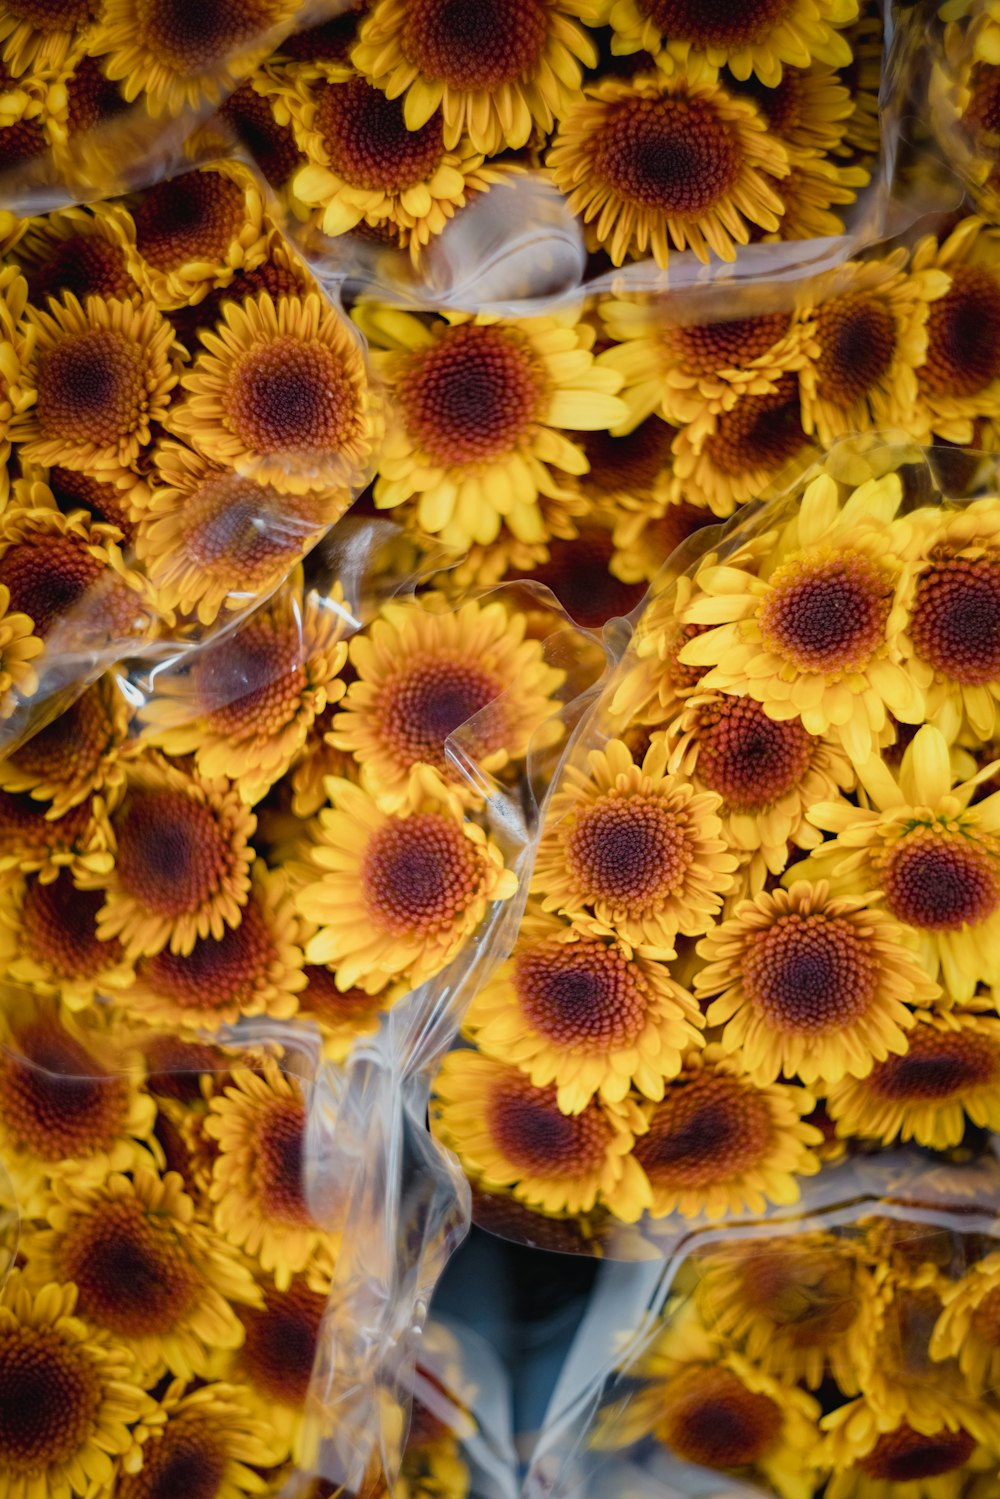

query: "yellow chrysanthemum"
xmin=602 ymin=0 xmax=857 ymax=85
xmin=0 ymin=0 xmax=96 ymax=76
xmin=168 ymin=291 xmax=377 ymax=495
xmin=121 ymin=1379 xmax=282 ymax=1499
xmin=826 ymin=1004 xmax=1000 ymax=1147
xmin=798 ymin=724 xmax=1000 ymax=1002
xmin=295 ymin=764 xmax=518 ymax=993
xmin=547 ymin=74 xmax=790 ymax=268
xmin=905 ymin=217 xmax=1000 ymax=442
xmin=127 ymin=859 xmax=305 ymax=1032
xmin=136 ymin=440 xmax=344 ymax=626
xmin=0 ymin=262 xmax=35 ymax=509
xmin=930 ymin=1251 xmax=1000 ymax=1396
xmin=12 ymin=291 xmax=179 ymax=480
xmin=598 ymin=293 xmax=810 ymax=437
xmin=0 ymin=787 xmax=111 ymax=887
xmin=332 ymin=595 xmax=564 ymax=808
xmin=351 ymin=0 xmax=600 ymax=155
xmin=13 ymin=205 xmax=139 ymax=309
xmin=13 ymin=460 xmax=145 ymax=545
xmin=0 ymin=868 xmax=133 ymax=1011
xmin=670 ymin=372 xmax=815 ymax=515
xmin=0 ymin=671 xmax=131 ymax=816
xmin=205 ymin=1058 xmax=330 ymax=1290
xmin=140 ymin=576 xmax=350 ymax=806
xmin=466 ymin=905 xmax=704 ymax=1113
xmin=0 ymin=586 xmax=43 ymax=717
xmin=79 ymin=752 xmax=256 ymax=960
xmin=38 ymin=49 xmax=136 ymax=194
xmin=892 ymin=496 xmax=1000 ymax=744
xmin=90 ymin=0 xmax=299 ymax=117
xmin=597 ymin=1308 xmax=823 ymax=1499
xmin=430 ymin=1048 xmax=650 ymax=1221
xmin=355 ymin=300 xmax=626 ymax=552
xmin=732 ymin=59 xmax=856 ymax=151
xmin=693 ymin=1230 xmax=882 ymax=1393
xmin=822 ymin=1392 xmax=1000 ymax=1499
xmin=104 ymin=163 xmax=269 ymax=311
xmin=663 ymin=691 xmax=854 ymax=896
xmin=531 ymin=736 xmax=737 ymax=949
xmin=629 ymin=1044 xmax=822 ymax=1219
xmin=0 ymin=991 xmax=159 ymax=1215
xmin=225 ymin=1270 xmax=334 ymax=1468
xmin=289 ymin=62 xmax=504 ymax=258
xmin=678 ymin=471 xmax=923 ymax=760
xmin=20 ymin=1168 xmax=261 ymax=1382
xmin=695 ymin=880 xmax=938 ymax=1086
xmin=0 ymin=1269 xmax=152 ymax=1499
xmin=794 ymin=253 xmax=950 ymax=445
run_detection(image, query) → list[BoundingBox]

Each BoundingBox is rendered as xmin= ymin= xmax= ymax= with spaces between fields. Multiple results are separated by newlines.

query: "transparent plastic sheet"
xmin=0 ymin=184 xmax=382 ymax=757
xmin=525 ymin=1164 xmax=1000 ymax=1499
xmin=923 ymin=0 xmax=1000 ymax=222
xmin=420 ymin=432 xmax=1000 ymax=1261
xmin=0 ymin=0 xmax=356 ymax=215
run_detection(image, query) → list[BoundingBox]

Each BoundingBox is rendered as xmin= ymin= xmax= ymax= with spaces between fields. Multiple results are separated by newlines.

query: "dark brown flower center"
xmin=759 ymin=549 xmax=892 ymax=675
xmin=140 ymin=0 xmax=279 ymax=74
xmin=239 ymin=1282 xmax=326 ymax=1405
xmin=674 ymin=312 xmax=789 ymax=374
xmin=593 ymin=94 xmax=741 ymax=217
xmin=487 ymin=1072 xmax=613 ymax=1175
xmin=565 ymin=791 xmax=695 ymax=911
xmin=703 ymin=373 xmax=805 ymax=477
xmin=740 ymin=913 xmax=877 ymax=1033
xmin=814 ymin=293 xmax=896 ymax=408
xmin=114 ymin=788 xmax=232 ymax=919
xmin=882 ymin=829 xmax=1000 ymax=932
xmin=25 ymin=233 xmax=135 ymax=305
xmin=514 ymin=938 xmax=649 ymax=1050
xmin=250 ymin=1096 xmax=312 ymax=1224
xmin=115 ymin=1409 xmax=228 ymax=1499
xmin=632 ymin=1073 xmax=773 ymax=1186
xmin=692 ymin=696 xmax=814 ymax=813
xmin=223 ymin=334 xmax=358 ymax=456
xmin=372 ymin=653 xmax=504 ymax=774
xmin=0 ymin=1018 xmax=129 ymax=1161
xmin=526 ymin=532 xmax=647 ymax=626
xmin=221 ymin=81 xmax=300 ymax=189
xmin=36 ymin=328 xmax=147 ymax=447
xmin=140 ymin=895 xmax=275 ymax=1011
xmin=401 ymin=0 xmax=550 ymax=90
xmin=0 ymin=1327 xmax=101 ymax=1472
xmin=314 ymin=77 xmax=444 ymax=192
xmin=857 ymin=1424 xmax=976 ymax=1481
xmin=910 ymin=555 xmax=1000 ymax=685
xmin=637 ymin=0 xmax=793 ymax=48
xmin=659 ymin=1365 xmax=783 ymax=1470
xmin=868 ymin=1025 xmax=999 ymax=1101
xmin=58 ymin=1195 xmax=199 ymax=1337
xmin=361 ymin=812 xmax=481 ymax=935
xmin=0 ymin=534 xmax=105 ymax=638
xmin=21 ymin=871 xmax=115 ymax=980
xmin=922 ymin=265 xmax=1000 ymax=397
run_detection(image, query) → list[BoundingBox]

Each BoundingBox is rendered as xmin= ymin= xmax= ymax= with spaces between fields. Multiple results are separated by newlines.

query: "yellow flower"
xmin=121 ymin=1379 xmax=282 ymax=1499
xmin=0 ymin=787 xmax=111 ymax=888
xmin=290 ymin=63 xmax=504 ymax=259
xmin=531 ymin=736 xmax=737 ymax=949
xmin=732 ymin=59 xmax=856 ymax=151
xmin=104 ymin=163 xmax=269 ymax=311
xmin=695 ymin=880 xmax=938 ymax=1086
xmin=140 ymin=575 xmax=350 ymax=806
xmin=20 ymin=1168 xmax=261 ymax=1383
xmin=598 ymin=293 xmax=810 ymax=438
xmin=822 ymin=1392 xmax=1000 ymax=1499
xmin=894 ymin=496 xmax=1000 ymax=744
xmin=225 ymin=1270 xmax=334 ymax=1468
xmin=0 ymin=585 xmax=42 ymax=717
xmin=351 ymin=0 xmax=600 ymax=155
xmin=0 ymin=671 xmax=131 ymax=816
xmin=0 ymin=0 xmax=93 ymax=75
xmin=168 ymin=291 xmax=378 ymax=495
xmin=930 ymin=1251 xmax=1000 ymax=1396
xmin=603 ymin=0 xmax=857 ymax=85
xmin=597 ymin=1308 xmax=823 ymax=1499
xmin=0 ymin=262 xmax=35 ymax=510
xmin=295 ymin=764 xmax=517 ymax=992
xmin=356 ymin=300 xmax=625 ymax=552
xmin=13 ymin=291 xmax=179 ymax=480
xmin=90 ymin=0 xmax=299 ymax=118
xmin=798 ymin=724 xmax=1000 ymax=1001
xmin=0 ymin=1269 xmax=152 ymax=1499
xmin=630 ymin=1045 xmax=822 ymax=1218
xmin=546 ymin=74 xmax=789 ymax=268
xmin=79 ymin=752 xmax=256 ymax=960
xmin=763 ymin=147 xmax=870 ymax=239
xmin=0 ymin=868 xmax=134 ymax=1011
xmin=136 ymin=440 xmax=345 ymax=626
xmin=127 ymin=860 xmax=306 ymax=1032
xmin=670 ymin=372 xmax=815 ymax=516
xmin=332 ymin=595 xmax=564 ymax=808
xmin=430 ymin=1049 xmax=650 ymax=1221
xmin=466 ymin=905 xmax=704 ymax=1113
xmin=0 ymin=992 xmax=159 ymax=1216
xmin=12 ymin=206 xmax=134 ymax=315
xmin=663 ymin=690 xmax=855 ymax=897
xmin=693 ymin=1231 xmax=883 ymax=1393
xmin=795 ymin=252 xmax=951 ymax=445
xmin=679 ymin=471 xmax=923 ymax=760
xmin=205 ymin=1058 xmax=330 ymax=1290
xmin=906 ymin=216 xmax=1000 ymax=442
xmin=826 ymin=1004 xmax=1000 ymax=1147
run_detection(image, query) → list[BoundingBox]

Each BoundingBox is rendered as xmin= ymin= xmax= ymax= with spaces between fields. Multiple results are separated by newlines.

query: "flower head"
xmin=296 ymin=765 xmax=517 ymax=992
xmin=547 ymin=74 xmax=789 ymax=268
xmin=431 ymin=1048 xmax=649 ymax=1220
xmin=0 ymin=673 xmax=131 ymax=817
xmin=119 ymin=1380 xmax=281 ymax=1499
xmin=671 ymin=372 xmax=814 ymax=516
xmin=695 ymin=881 xmax=938 ymax=1086
xmin=0 ymin=868 xmax=133 ymax=1011
xmin=0 ymin=1269 xmax=151 ymax=1499
xmin=531 ymin=736 xmax=737 ymax=949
